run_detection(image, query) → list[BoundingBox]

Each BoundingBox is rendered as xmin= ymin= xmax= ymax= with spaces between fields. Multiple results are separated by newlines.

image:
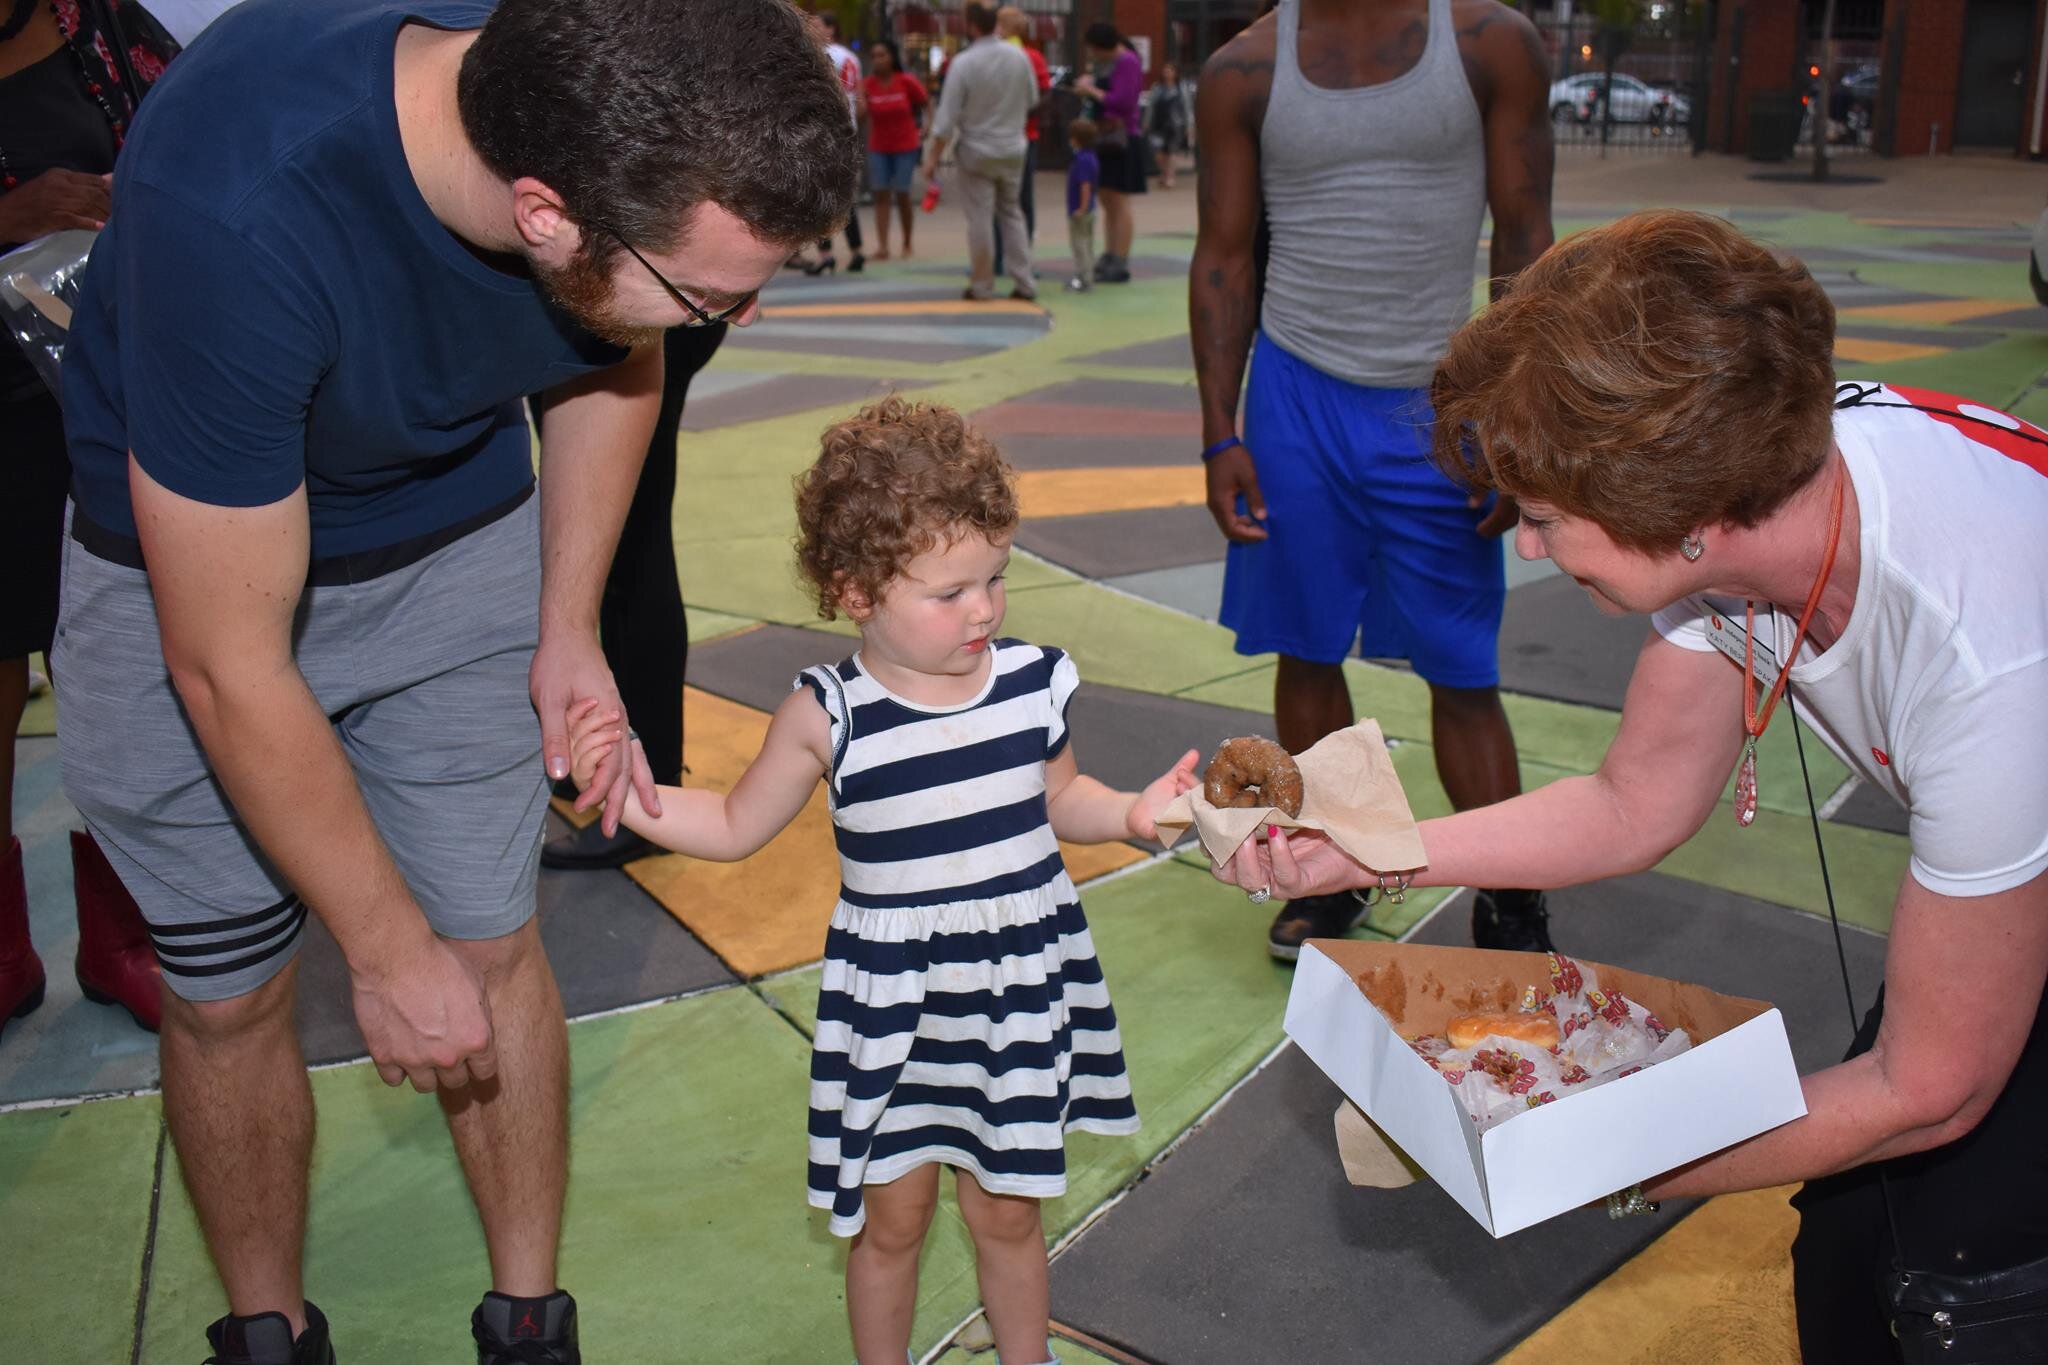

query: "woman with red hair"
xmin=1219 ymin=210 xmax=2048 ymax=1357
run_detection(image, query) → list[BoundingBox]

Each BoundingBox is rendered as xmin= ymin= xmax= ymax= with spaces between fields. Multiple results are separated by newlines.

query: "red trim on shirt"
xmin=1884 ymin=385 xmax=2048 ymax=477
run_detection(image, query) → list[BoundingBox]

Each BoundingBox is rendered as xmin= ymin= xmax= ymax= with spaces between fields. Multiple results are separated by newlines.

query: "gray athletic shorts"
xmin=53 ymin=491 xmax=548 ymax=1002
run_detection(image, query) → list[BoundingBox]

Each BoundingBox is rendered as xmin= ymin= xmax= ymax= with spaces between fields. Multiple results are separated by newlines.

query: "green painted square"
xmin=135 ymin=987 xmax=983 ymax=1362
xmin=1851 ymin=260 xmax=2038 ymax=306
xmin=1041 ymin=861 xmax=1305 ymax=1241
xmin=2012 ymin=384 xmax=2048 ymax=429
xmin=0 ymin=1098 xmax=163 ymax=1359
xmin=1854 ymin=333 xmax=2048 ymax=410
xmin=1380 ymin=732 xmax=1882 ymax=928
xmin=681 ymin=607 xmax=760 ymax=644
xmin=678 ymin=533 xmax=855 ymax=630
xmin=754 ymin=859 xmax=1322 ymax=1330
xmin=1004 ymin=582 xmax=1256 ymax=697
xmin=753 ymin=858 xmax=1308 ymax=1234
xmin=755 ymin=967 xmax=824 ymax=1041
xmin=678 ymin=533 xmax=1070 ymax=634
xmin=17 ymin=651 xmax=54 ymax=737
xmin=1659 ymin=805 xmax=1909 ymax=935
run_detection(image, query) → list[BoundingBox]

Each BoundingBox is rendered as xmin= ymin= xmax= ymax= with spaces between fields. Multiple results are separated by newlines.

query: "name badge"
xmin=1701 ymin=609 xmax=1782 ymax=690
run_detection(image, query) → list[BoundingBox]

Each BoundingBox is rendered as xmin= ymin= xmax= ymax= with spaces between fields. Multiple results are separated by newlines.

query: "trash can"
xmin=1746 ymin=91 xmax=1801 ymax=162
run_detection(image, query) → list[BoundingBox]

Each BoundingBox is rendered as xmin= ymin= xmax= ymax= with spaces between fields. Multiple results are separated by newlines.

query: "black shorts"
xmin=1097 ymin=140 xmax=1148 ymax=195
xmin=0 ymin=390 xmax=68 ymax=659
xmin=1789 ymin=985 xmax=2048 ymax=1357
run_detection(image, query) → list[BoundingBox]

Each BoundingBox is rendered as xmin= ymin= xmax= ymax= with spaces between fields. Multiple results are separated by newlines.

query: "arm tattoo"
xmin=1456 ymin=10 xmax=1501 ymax=40
xmin=1207 ymin=54 xmax=1275 ymax=79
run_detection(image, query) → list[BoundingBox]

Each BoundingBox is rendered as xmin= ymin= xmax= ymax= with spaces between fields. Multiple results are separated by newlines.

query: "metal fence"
xmin=1533 ymin=9 xmax=1710 ymax=155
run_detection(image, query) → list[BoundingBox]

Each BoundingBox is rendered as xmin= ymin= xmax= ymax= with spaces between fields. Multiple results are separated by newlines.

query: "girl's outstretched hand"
xmin=566 ymin=698 xmax=624 ymax=794
xmin=1126 ymin=748 xmax=1201 ymax=842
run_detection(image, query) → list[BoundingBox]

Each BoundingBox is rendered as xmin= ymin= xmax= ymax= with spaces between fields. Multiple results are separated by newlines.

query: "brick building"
xmin=1710 ymin=0 xmax=2045 ymax=157
xmin=869 ymin=0 xmax=2046 ymax=160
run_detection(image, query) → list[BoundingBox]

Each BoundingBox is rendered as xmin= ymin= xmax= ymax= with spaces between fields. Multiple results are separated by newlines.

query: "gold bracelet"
xmin=1351 ymin=872 xmax=1414 ymax=907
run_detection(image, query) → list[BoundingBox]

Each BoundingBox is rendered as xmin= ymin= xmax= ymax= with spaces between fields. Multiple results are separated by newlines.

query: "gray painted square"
xmin=1496 ymin=575 xmax=1648 ymax=710
xmin=1004 ymin=377 xmax=1200 ymax=412
xmin=1016 ymin=506 xmax=1224 ymax=578
xmin=1832 ymin=780 xmax=1910 ymax=837
xmin=1049 ymin=872 xmax=1885 ymax=1363
xmin=291 ymin=815 xmax=739 ymax=1065
xmin=1102 ymin=561 xmax=1228 ymax=622
xmin=1075 ymin=335 xmax=1197 ymax=369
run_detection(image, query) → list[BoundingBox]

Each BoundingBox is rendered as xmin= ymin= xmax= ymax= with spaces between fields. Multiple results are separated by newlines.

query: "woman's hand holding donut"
xmin=1126 ymin=748 xmax=1200 ymax=842
xmin=1216 ymin=824 xmax=1376 ymax=901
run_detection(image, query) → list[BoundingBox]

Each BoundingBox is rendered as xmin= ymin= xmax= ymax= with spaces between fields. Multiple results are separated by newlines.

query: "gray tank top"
xmin=1259 ymin=0 xmax=1487 ymax=389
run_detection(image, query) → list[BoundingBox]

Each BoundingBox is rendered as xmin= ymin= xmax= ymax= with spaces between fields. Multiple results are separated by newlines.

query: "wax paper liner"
xmin=1156 ymin=719 xmax=1425 ymax=873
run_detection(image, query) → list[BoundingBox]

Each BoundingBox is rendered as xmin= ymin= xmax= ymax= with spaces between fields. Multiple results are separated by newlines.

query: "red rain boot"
xmin=1 ymin=835 xmax=48 ymax=1042
xmin=71 ymin=830 xmax=163 ymax=1033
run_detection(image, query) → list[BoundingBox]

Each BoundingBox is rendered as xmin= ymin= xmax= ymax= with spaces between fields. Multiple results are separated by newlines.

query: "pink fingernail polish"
xmin=1268 ymin=825 xmax=1279 ymax=839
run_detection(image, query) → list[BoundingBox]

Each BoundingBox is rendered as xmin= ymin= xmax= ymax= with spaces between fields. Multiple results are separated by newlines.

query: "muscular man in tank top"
xmin=1189 ymin=0 xmax=1556 ymax=958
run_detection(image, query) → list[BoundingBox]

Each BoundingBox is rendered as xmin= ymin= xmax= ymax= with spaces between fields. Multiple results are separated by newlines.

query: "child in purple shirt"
xmin=1065 ymin=118 xmax=1101 ymax=292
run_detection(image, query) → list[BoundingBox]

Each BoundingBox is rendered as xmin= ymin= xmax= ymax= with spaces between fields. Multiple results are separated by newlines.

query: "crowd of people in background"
xmin=761 ymin=6 xmax=1212 ymax=298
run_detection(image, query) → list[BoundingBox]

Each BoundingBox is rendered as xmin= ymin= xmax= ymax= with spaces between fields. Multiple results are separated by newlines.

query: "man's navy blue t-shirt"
xmin=63 ymin=0 xmax=628 ymax=559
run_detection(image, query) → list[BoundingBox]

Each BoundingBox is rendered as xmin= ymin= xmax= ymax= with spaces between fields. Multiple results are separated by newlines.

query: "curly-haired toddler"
xmin=565 ymin=397 xmax=1196 ymax=1365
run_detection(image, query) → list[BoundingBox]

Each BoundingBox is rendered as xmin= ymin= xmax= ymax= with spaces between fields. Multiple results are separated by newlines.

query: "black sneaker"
xmin=1266 ymin=892 xmax=1368 ymax=962
xmin=540 ymin=819 xmax=658 ymax=871
xmin=1471 ymin=889 xmax=1555 ymax=953
xmin=204 ymin=1303 xmax=335 ymax=1365
xmin=474 ymin=1291 xmax=580 ymax=1365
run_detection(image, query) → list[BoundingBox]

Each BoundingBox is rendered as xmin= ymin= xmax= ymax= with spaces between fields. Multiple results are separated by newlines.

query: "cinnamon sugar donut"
xmin=1446 ymin=1012 xmax=1561 ymax=1051
xmin=1203 ymin=736 xmax=1305 ymax=817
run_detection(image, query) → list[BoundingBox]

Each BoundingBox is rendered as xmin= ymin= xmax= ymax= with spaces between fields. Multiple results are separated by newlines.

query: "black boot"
xmin=1265 ymin=892 xmax=1368 ymax=962
xmin=203 ymin=1302 xmax=335 ymax=1365
xmin=540 ymin=819 xmax=658 ymax=871
xmin=1471 ymin=889 xmax=1555 ymax=953
xmin=474 ymin=1291 xmax=580 ymax=1365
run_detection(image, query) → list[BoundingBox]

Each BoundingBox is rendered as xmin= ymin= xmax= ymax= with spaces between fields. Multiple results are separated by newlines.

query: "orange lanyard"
xmin=1734 ymin=465 xmax=1846 ymax=828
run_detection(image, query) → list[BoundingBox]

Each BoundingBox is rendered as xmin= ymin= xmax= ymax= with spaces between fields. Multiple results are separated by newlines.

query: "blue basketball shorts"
xmin=1218 ymin=332 xmax=1506 ymax=688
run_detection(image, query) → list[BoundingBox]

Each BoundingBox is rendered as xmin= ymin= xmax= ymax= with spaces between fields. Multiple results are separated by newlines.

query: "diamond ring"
xmin=1247 ymin=886 xmax=1272 ymax=904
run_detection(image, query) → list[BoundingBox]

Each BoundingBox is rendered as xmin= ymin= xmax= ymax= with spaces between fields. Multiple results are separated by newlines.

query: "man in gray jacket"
xmin=924 ymin=1 xmax=1037 ymax=299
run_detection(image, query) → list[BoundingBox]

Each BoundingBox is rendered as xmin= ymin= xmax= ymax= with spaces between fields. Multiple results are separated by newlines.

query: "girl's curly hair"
xmin=793 ymin=397 xmax=1019 ymax=619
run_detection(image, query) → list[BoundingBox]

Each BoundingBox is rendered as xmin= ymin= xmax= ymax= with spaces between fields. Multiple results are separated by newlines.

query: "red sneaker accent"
xmin=0 ymin=836 xmax=48 ymax=1037
xmin=515 ymin=1309 xmax=540 ymax=1338
xmin=71 ymin=830 xmax=162 ymax=1032
xmin=1872 ymin=747 xmax=1891 ymax=767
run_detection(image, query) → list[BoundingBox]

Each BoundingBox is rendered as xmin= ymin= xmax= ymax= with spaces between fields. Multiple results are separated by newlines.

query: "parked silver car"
xmin=1548 ymin=72 xmax=1689 ymax=125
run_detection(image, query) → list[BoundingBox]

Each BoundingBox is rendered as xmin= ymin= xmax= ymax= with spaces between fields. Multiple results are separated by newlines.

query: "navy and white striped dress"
xmin=798 ymin=639 xmax=1140 ymax=1236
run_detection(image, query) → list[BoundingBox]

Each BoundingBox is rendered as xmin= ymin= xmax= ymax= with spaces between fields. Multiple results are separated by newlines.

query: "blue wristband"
xmin=1201 ymin=436 xmax=1244 ymax=463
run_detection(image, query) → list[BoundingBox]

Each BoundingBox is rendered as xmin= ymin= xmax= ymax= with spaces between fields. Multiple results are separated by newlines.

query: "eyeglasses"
xmin=582 ymin=215 xmax=756 ymax=328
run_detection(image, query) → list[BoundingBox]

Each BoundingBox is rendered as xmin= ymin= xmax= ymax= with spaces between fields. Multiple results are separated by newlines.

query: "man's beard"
xmin=535 ymin=247 xmax=668 ymax=350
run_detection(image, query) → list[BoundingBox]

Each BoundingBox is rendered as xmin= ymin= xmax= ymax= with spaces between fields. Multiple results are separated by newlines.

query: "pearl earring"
xmin=1680 ymin=535 xmax=1705 ymax=562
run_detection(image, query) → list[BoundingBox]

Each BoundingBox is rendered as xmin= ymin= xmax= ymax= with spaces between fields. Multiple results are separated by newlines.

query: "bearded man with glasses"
xmin=53 ymin=0 xmax=857 ymax=1361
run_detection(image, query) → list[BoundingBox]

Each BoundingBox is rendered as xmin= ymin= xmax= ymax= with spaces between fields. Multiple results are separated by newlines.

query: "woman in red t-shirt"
xmin=861 ymin=39 xmax=927 ymax=260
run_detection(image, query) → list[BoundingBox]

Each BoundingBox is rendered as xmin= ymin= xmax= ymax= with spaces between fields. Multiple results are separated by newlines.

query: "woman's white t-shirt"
xmin=1651 ymin=383 xmax=2048 ymax=899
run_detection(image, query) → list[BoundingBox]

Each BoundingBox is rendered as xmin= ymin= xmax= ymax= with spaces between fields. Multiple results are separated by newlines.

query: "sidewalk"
xmin=892 ymin=146 xmax=2048 ymax=271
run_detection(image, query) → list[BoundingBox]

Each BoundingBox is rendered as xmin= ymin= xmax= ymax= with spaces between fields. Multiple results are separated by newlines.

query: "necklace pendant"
xmin=1734 ymin=738 xmax=1759 ymax=828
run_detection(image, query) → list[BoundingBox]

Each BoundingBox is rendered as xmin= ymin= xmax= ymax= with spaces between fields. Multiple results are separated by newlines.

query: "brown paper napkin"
xmin=1335 ymin=1101 xmax=1425 ymax=1188
xmin=1156 ymin=719 xmax=1425 ymax=872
